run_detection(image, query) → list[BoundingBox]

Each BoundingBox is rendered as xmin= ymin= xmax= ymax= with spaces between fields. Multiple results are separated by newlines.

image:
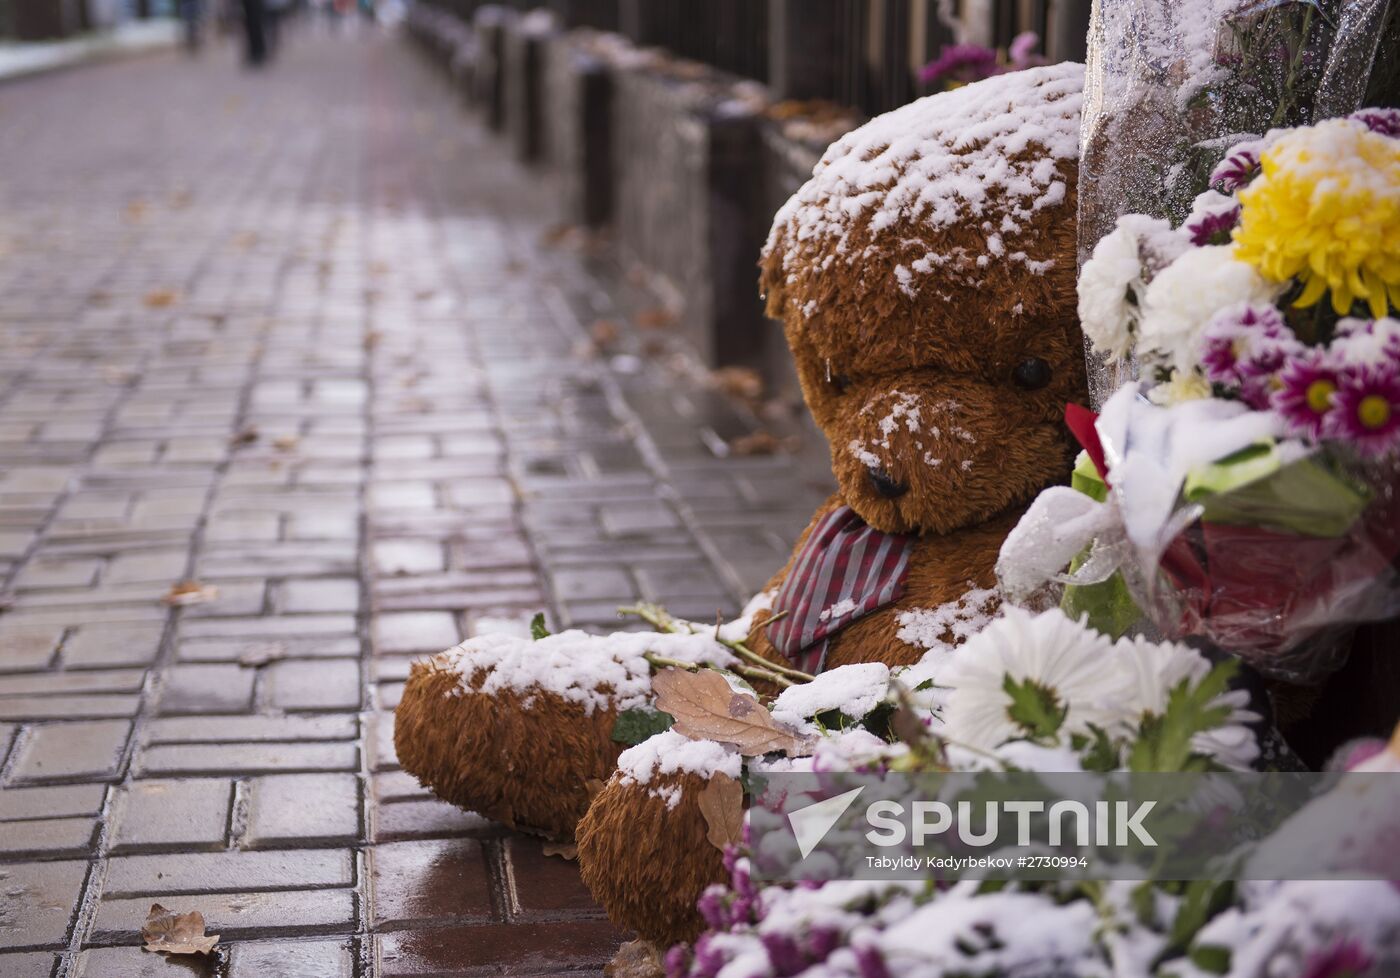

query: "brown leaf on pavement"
xmin=604 ymin=939 xmax=664 ymax=978
xmin=143 ymin=288 xmax=179 ymax=309
xmin=711 ymin=366 xmax=763 ymax=401
xmin=697 ymin=772 xmax=743 ymax=852
xmin=728 ymin=431 xmax=783 ymax=457
xmin=163 ymin=580 xmax=219 ymax=607
xmin=634 ymin=306 xmax=674 ymax=330
xmin=141 ymin=904 xmax=220 ymax=956
xmin=651 ymin=668 xmax=808 ymax=756
xmin=230 ymin=426 xmax=259 ymax=447
xmin=542 ymin=842 xmax=578 ymax=860
xmin=589 ymin=319 xmax=621 ymax=348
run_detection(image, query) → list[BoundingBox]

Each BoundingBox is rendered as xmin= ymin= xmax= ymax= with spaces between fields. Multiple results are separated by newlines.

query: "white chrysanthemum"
xmin=1077 ymin=217 xmax=1161 ymax=361
xmin=1114 ymin=635 xmax=1260 ymax=770
xmin=939 ymin=607 xmax=1128 ymax=750
xmin=1137 ymin=246 xmax=1282 ymax=373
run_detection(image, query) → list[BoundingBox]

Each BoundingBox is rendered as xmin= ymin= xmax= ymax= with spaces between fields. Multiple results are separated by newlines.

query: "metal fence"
xmin=420 ymin=0 xmax=1091 ymax=118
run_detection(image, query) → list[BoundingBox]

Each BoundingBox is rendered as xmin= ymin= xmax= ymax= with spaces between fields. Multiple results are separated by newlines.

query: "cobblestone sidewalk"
xmin=0 ymin=29 xmax=832 ymax=978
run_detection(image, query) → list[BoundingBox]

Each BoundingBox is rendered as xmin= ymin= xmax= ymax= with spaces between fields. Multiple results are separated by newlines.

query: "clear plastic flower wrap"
xmin=1078 ymin=0 xmax=1400 ymax=407
xmin=1089 ymin=387 xmax=1400 ymax=684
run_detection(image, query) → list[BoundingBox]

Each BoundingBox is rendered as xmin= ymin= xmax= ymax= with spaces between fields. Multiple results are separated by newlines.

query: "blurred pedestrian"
xmin=179 ymin=0 xmax=203 ymax=52
xmin=242 ymin=0 xmax=269 ymax=65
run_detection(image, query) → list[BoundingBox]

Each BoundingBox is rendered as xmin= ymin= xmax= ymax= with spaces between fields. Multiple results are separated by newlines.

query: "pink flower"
xmin=918 ymin=44 xmax=998 ymax=85
xmin=1197 ymin=303 xmax=1290 ymax=386
xmin=1187 ymin=203 xmax=1242 ymax=245
xmin=1008 ymin=31 xmax=1044 ymax=69
xmin=1273 ymin=351 xmax=1344 ymax=439
xmin=1332 ymin=363 xmax=1400 ymax=457
xmin=1301 ymin=937 xmax=1374 ymax=978
xmin=1211 ymin=142 xmax=1263 ymax=191
xmin=1350 ymin=107 xmax=1400 ymax=139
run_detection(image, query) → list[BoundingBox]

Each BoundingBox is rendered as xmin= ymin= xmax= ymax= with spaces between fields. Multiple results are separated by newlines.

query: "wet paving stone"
xmin=0 ymin=26 xmax=827 ymax=977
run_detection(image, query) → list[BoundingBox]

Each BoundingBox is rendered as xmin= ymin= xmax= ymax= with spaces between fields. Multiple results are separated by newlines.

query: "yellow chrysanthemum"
xmin=1233 ymin=119 xmax=1400 ymax=318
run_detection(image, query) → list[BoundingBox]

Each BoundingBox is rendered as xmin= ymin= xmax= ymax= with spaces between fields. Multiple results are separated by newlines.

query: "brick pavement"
xmin=0 ymin=27 xmax=832 ymax=978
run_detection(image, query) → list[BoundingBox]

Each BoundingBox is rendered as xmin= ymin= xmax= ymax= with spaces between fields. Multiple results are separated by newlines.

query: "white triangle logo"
xmin=787 ymin=786 xmax=866 ymax=860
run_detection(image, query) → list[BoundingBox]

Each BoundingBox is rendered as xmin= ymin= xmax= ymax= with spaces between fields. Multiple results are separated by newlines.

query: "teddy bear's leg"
xmin=576 ymin=770 xmax=725 ymax=949
xmin=394 ymin=655 xmax=622 ymax=840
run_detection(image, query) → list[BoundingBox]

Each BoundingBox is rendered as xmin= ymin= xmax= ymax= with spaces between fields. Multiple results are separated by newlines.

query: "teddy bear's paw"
xmin=577 ymin=769 xmax=729 ymax=948
xmin=394 ymin=655 xmax=624 ymax=841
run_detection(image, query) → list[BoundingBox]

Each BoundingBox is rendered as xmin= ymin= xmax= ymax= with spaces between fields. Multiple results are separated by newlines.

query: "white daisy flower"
xmin=939 ymin=607 xmax=1128 ymax=750
xmin=1113 ymin=633 xmax=1261 ymax=770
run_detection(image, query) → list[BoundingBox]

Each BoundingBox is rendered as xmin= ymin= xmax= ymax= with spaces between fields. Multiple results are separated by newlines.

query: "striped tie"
xmin=765 ymin=505 xmax=914 ymax=674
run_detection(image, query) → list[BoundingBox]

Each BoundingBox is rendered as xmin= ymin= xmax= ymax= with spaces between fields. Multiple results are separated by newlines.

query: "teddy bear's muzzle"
xmin=867 ymin=467 xmax=909 ymax=499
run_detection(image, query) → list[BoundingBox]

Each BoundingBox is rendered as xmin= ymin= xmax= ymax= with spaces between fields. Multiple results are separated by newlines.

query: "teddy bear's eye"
xmin=831 ymin=373 xmax=852 ymax=393
xmin=1012 ymin=357 xmax=1052 ymax=390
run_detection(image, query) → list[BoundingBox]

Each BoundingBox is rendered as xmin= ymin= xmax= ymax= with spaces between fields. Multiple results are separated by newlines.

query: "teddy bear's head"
xmin=762 ymin=65 xmax=1088 ymax=536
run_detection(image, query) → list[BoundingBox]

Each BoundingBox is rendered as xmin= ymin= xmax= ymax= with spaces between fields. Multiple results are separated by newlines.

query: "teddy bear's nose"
xmin=867 ymin=467 xmax=909 ymax=499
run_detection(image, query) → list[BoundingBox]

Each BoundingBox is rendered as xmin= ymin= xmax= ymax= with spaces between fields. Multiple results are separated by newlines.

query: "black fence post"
xmin=768 ymin=0 xmax=846 ymax=101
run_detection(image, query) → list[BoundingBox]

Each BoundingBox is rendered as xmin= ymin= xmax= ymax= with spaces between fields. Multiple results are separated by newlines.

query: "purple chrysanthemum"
xmin=919 ymin=43 xmax=999 ymax=85
xmin=1272 ymin=352 xmax=1344 ymax=439
xmin=1187 ymin=203 xmax=1242 ymax=245
xmin=1301 ymin=937 xmax=1375 ymax=978
xmin=853 ymin=944 xmax=892 ymax=978
xmin=1350 ymin=107 xmax=1400 ymax=138
xmin=1211 ymin=143 xmax=1263 ymax=191
xmin=1198 ymin=304 xmax=1290 ymax=387
xmin=1333 ymin=363 xmax=1400 ymax=458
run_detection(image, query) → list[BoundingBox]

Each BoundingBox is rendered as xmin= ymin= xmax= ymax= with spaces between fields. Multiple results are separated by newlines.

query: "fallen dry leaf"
xmin=124 ymin=200 xmax=148 ymax=223
xmin=163 ymin=580 xmax=219 ymax=607
xmin=604 ymin=939 xmax=664 ymax=978
xmin=231 ymin=230 xmax=259 ymax=251
xmin=590 ymin=319 xmax=621 ymax=347
xmin=271 ymin=435 xmax=300 ymax=453
xmin=712 ymin=366 xmax=763 ymax=401
xmin=542 ymin=842 xmax=578 ymax=860
xmin=634 ymin=306 xmax=675 ymax=330
xmin=697 ymin=772 xmax=744 ymax=852
xmin=141 ymin=903 xmax=220 ymax=956
xmin=728 ymin=431 xmax=783 ymax=457
xmin=363 ymin=330 xmax=383 ymax=351
xmin=651 ymin=668 xmax=809 ymax=756
xmin=143 ymin=288 xmax=179 ymax=309
xmin=229 ymin=426 xmax=259 ymax=447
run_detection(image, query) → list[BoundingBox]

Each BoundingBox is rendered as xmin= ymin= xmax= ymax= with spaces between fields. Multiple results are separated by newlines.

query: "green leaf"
xmin=1002 ymin=675 xmax=1067 ymax=741
xmin=1075 ymin=723 xmax=1121 ymax=773
xmin=1129 ymin=661 xmax=1238 ymax=773
xmin=610 ymin=707 xmax=674 ymax=745
xmin=1189 ymin=944 xmax=1232 ymax=975
xmin=1153 ymin=880 xmax=1235 ymax=968
xmin=530 ymin=613 xmax=550 ymax=641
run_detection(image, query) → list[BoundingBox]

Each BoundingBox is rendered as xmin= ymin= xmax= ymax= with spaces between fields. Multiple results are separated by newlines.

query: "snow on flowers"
xmin=1079 ymin=112 xmax=1400 ymax=458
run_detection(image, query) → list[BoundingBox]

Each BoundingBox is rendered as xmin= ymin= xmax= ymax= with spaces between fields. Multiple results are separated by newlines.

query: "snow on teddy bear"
xmin=394 ymin=61 xmax=1087 ymax=947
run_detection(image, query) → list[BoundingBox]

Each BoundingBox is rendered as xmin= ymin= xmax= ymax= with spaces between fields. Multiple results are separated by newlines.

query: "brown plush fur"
xmin=394 ymin=654 xmax=624 ymax=841
xmin=577 ymin=771 xmax=726 ymax=948
xmin=579 ymin=73 xmax=1090 ymax=946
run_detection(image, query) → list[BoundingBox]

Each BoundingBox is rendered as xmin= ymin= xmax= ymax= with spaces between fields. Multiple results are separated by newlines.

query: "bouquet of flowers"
xmin=1004 ymin=109 xmax=1400 ymax=684
xmin=658 ymin=612 xmax=1400 ymax=978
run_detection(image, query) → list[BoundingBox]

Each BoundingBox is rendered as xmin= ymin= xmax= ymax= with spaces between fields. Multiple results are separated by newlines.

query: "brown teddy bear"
xmin=575 ymin=62 xmax=1090 ymax=949
xmin=395 ymin=60 xmax=1087 ymax=949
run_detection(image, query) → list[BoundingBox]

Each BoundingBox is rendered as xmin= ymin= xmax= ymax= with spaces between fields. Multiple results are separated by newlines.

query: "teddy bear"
xmin=395 ymin=60 xmax=1088 ymax=947
xmin=572 ymin=62 xmax=1088 ymax=950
